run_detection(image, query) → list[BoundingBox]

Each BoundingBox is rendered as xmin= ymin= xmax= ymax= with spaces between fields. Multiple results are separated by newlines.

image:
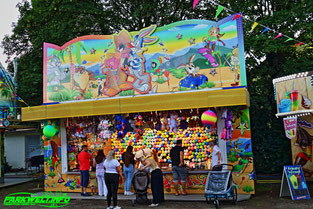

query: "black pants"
xmin=151 ymin=169 xmax=164 ymax=204
xmin=105 ymin=173 xmax=119 ymax=207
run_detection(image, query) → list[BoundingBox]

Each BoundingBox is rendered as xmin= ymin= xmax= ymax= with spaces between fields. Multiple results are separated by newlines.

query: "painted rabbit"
xmin=127 ymin=25 xmax=158 ymax=94
xmin=177 ymin=54 xmax=200 ymax=77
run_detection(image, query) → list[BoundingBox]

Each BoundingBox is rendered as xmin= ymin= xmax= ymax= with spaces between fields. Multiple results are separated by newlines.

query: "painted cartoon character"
xmin=97 ymin=78 xmax=103 ymax=96
xmin=101 ymin=55 xmax=132 ymax=97
xmin=101 ymin=31 xmax=134 ymax=97
xmin=150 ymin=57 xmax=165 ymax=82
xmin=198 ymin=26 xmax=225 ymax=67
xmin=47 ymin=55 xmax=66 ymax=87
xmin=125 ymin=26 xmax=157 ymax=94
xmin=230 ymin=46 xmax=240 ymax=86
xmin=178 ymin=55 xmax=208 ymax=89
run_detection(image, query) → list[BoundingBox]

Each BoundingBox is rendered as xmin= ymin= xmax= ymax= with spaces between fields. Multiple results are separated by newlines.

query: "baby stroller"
xmin=204 ymin=164 xmax=237 ymax=209
xmin=131 ymin=169 xmax=152 ymax=206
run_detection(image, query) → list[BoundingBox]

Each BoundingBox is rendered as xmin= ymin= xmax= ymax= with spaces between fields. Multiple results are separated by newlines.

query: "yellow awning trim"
xmin=22 ymin=88 xmax=250 ymax=121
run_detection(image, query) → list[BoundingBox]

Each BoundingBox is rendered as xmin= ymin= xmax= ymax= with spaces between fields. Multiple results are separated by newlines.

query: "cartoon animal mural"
xmin=178 ymin=55 xmax=208 ymax=89
xmin=226 ymin=106 xmax=254 ymax=194
xmin=44 ymin=14 xmax=246 ymax=103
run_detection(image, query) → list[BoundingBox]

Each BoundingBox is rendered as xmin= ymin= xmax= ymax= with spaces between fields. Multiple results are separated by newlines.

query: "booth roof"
xmin=21 ymin=88 xmax=250 ymax=121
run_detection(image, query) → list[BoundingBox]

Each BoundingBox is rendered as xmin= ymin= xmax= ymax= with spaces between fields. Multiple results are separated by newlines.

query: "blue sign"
xmin=280 ymin=165 xmax=310 ymax=200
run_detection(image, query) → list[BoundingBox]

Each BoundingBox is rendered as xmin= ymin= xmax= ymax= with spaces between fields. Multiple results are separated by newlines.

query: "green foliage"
xmin=242 ymin=185 xmax=254 ymax=193
xmin=199 ymin=81 xmax=215 ymax=89
xmin=118 ymin=89 xmax=135 ymax=96
xmin=84 ymin=90 xmax=93 ymax=99
xmin=49 ymin=88 xmax=82 ymax=102
xmin=168 ymin=68 xmax=186 ymax=79
xmin=156 ymin=77 xmax=167 ymax=84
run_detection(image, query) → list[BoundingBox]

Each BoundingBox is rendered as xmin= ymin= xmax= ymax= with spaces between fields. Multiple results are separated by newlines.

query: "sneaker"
xmin=149 ymin=203 xmax=159 ymax=207
xmin=124 ymin=191 xmax=127 ymax=196
xmin=107 ymin=207 xmax=113 ymax=209
xmin=82 ymin=193 xmax=91 ymax=196
xmin=127 ymin=191 xmax=134 ymax=195
xmin=113 ymin=206 xmax=121 ymax=209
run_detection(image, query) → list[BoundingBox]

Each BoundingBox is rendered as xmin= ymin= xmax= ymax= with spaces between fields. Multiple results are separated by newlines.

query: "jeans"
xmin=172 ymin=166 xmax=187 ymax=182
xmin=80 ymin=170 xmax=89 ymax=188
xmin=105 ymin=173 xmax=119 ymax=207
xmin=96 ymin=172 xmax=108 ymax=196
xmin=123 ymin=164 xmax=134 ymax=192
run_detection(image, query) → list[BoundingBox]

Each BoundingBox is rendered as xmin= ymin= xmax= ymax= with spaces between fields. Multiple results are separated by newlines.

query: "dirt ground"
xmin=1 ymin=178 xmax=313 ymax=209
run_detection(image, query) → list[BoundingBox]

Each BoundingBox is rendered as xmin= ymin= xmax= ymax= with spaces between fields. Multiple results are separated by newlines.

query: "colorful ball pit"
xmin=111 ymin=127 xmax=218 ymax=166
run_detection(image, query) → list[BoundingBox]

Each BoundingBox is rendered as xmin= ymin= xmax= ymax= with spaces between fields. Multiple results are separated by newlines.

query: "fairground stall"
xmin=22 ymin=13 xmax=255 ymax=195
xmin=273 ymin=72 xmax=313 ymax=178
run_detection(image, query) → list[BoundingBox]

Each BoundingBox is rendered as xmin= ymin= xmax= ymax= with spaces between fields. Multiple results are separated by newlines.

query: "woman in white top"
xmin=209 ymin=139 xmax=222 ymax=170
xmin=136 ymin=150 xmax=164 ymax=207
xmin=103 ymin=150 xmax=123 ymax=209
xmin=93 ymin=150 xmax=108 ymax=197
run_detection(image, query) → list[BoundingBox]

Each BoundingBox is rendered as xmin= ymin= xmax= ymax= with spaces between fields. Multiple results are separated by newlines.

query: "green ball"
xmin=43 ymin=125 xmax=56 ymax=139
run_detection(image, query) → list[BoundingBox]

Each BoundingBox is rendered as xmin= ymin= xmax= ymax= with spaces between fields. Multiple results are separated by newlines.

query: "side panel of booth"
xmin=227 ymin=106 xmax=255 ymax=194
xmin=291 ymin=116 xmax=313 ymax=179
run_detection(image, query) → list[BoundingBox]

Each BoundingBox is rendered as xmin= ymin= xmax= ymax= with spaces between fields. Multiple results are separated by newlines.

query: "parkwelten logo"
xmin=3 ymin=192 xmax=70 ymax=208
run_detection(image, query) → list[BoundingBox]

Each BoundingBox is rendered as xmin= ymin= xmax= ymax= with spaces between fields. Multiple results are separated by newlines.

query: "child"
xmin=89 ymin=167 xmax=97 ymax=195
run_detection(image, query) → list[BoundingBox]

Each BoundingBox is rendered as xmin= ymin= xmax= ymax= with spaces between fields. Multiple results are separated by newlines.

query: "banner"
xmin=280 ymin=165 xmax=310 ymax=200
xmin=43 ymin=14 xmax=246 ymax=103
xmin=283 ymin=116 xmax=297 ymax=139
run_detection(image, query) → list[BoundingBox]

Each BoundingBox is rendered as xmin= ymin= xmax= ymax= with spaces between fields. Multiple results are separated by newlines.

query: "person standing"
xmin=122 ymin=146 xmax=135 ymax=196
xmin=104 ymin=150 xmax=123 ymax=209
xmin=77 ymin=145 xmax=91 ymax=196
xmin=137 ymin=154 xmax=164 ymax=207
xmin=209 ymin=139 xmax=222 ymax=170
xmin=93 ymin=150 xmax=108 ymax=197
xmin=170 ymin=140 xmax=187 ymax=196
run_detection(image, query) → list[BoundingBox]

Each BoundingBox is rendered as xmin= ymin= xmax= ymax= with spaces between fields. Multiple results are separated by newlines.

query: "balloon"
xmin=43 ymin=125 xmax=56 ymax=139
xmin=201 ymin=110 xmax=217 ymax=126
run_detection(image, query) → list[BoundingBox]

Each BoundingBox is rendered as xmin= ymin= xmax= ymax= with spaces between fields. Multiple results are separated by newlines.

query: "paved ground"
xmin=0 ymin=177 xmax=35 ymax=188
xmin=1 ymin=178 xmax=313 ymax=209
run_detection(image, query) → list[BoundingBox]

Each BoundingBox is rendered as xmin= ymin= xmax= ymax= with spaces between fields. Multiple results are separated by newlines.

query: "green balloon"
xmin=43 ymin=125 xmax=56 ymax=139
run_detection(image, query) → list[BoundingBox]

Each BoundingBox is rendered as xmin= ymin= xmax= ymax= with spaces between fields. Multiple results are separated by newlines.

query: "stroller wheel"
xmin=205 ymin=197 xmax=211 ymax=204
xmin=131 ymin=199 xmax=136 ymax=207
xmin=213 ymin=199 xmax=219 ymax=209
xmin=233 ymin=187 xmax=238 ymax=204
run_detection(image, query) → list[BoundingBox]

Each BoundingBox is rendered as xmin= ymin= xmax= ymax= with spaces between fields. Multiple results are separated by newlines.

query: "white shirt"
xmin=211 ymin=145 xmax=221 ymax=168
xmin=103 ymin=159 xmax=120 ymax=174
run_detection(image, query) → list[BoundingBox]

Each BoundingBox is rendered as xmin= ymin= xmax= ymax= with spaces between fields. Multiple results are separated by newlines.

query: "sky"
xmin=0 ymin=0 xmax=21 ymax=69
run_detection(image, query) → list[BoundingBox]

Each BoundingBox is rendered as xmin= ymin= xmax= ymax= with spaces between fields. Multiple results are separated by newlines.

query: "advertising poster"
xmin=275 ymin=74 xmax=313 ymax=114
xmin=283 ymin=116 xmax=297 ymax=139
xmin=280 ymin=165 xmax=310 ymax=200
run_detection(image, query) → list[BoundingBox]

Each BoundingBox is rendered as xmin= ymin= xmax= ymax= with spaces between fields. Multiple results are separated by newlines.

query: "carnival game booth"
xmin=273 ymin=71 xmax=313 ymax=178
xmin=22 ymin=14 xmax=255 ymax=195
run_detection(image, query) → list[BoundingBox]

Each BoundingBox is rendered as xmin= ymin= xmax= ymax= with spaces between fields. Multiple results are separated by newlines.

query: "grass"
xmin=179 ymin=87 xmax=189 ymax=91
xmin=118 ymin=89 xmax=135 ymax=96
xmin=156 ymin=77 xmax=167 ymax=84
xmin=199 ymin=81 xmax=216 ymax=89
xmin=168 ymin=68 xmax=186 ymax=79
xmin=243 ymin=185 xmax=254 ymax=193
xmin=84 ymin=90 xmax=93 ymax=99
xmin=48 ymin=88 xmax=83 ymax=101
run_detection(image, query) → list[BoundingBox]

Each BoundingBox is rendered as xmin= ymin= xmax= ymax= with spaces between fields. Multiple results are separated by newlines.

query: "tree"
xmin=1 ymin=0 xmax=109 ymax=106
